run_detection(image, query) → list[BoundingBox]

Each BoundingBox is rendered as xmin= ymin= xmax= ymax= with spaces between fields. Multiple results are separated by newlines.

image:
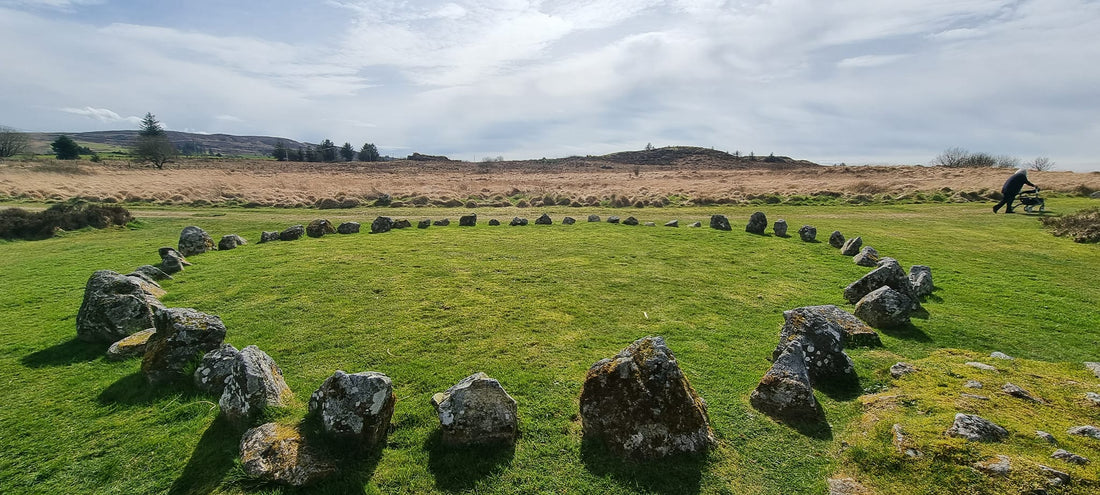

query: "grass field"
xmin=1 ymin=200 xmax=1098 ymax=494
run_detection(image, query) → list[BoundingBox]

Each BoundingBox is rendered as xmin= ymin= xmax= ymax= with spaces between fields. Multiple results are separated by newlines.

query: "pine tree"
xmin=339 ymin=142 xmax=356 ymax=161
xmin=51 ymin=135 xmax=81 ymax=160
xmin=132 ymin=113 xmax=176 ymax=169
xmin=359 ymin=142 xmax=380 ymax=162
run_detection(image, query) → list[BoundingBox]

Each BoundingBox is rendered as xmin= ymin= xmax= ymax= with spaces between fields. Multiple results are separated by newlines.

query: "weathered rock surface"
xmin=1052 ymin=449 xmax=1090 ymax=465
xmin=579 ymin=336 xmax=715 ymax=458
xmin=106 ymin=328 xmax=156 ymax=361
xmin=829 ymin=231 xmax=845 ymax=248
xmin=535 ymin=213 xmax=552 ymax=225
xmin=1037 ymin=430 xmax=1056 ymax=443
xmin=141 ymin=308 xmax=227 ymax=385
xmin=990 ymin=351 xmax=1012 ymax=360
xmin=433 ymin=218 xmax=450 ymax=227
xmin=974 ymin=455 xmax=1011 ymax=476
xmin=588 ymin=215 xmax=601 ymax=222
xmin=510 ymin=217 xmax=528 ymax=226
xmin=309 ymin=370 xmax=395 ymax=449
xmin=125 ymin=273 xmax=167 ymax=299
xmin=751 ymin=340 xmax=822 ymax=422
xmin=1039 ymin=464 xmax=1071 ymax=487
xmin=131 ymin=265 xmax=172 ymax=282
xmin=827 ymin=477 xmax=872 ymax=495
xmin=665 ymin=220 xmax=679 ymax=227
xmin=622 ymin=216 xmax=639 ymax=226
xmin=710 ymin=214 xmax=732 ymax=230
xmin=305 ymin=219 xmax=336 ymax=238
xmin=417 ymin=219 xmax=431 ymax=229
xmin=1084 ymin=362 xmax=1100 ymax=379
xmin=562 ymin=216 xmax=576 ymax=225
xmin=259 ymin=231 xmax=280 ymax=243
xmin=194 ymin=344 xmax=240 ymax=395
xmin=853 ymin=246 xmax=880 ymax=267
xmin=909 ymin=265 xmax=933 ymax=297
xmin=488 ymin=219 xmax=501 ymax=226
xmin=1068 ymin=425 xmax=1100 ymax=439
xmin=218 ymin=234 xmax=247 ymax=250
xmin=967 ymin=361 xmax=997 ymax=371
xmin=239 ymin=422 xmax=337 ymax=487
xmin=798 ymin=225 xmax=817 ymax=242
xmin=1002 ymin=383 xmax=1041 ymax=402
xmin=370 ymin=216 xmax=394 ymax=234
xmin=892 ymin=423 xmax=923 ymax=458
xmin=840 ymin=236 xmax=863 ymax=256
xmin=76 ymin=270 xmax=165 ymax=343
xmin=280 ymin=225 xmax=304 ymax=241
xmin=220 ymin=346 xmax=293 ymax=424
xmin=430 ymin=372 xmax=518 ymax=446
xmin=178 ymin=226 xmax=215 ymax=256
xmin=743 ymin=212 xmax=765 ymax=234
xmin=890 ymin=362 xmax=916 ymax=379
xmin=854 ymin=286 xmax=912 ymax=328
xmin=844 ymin=258 xmax=921 ymax=309
xmin=607 ymin=216 xmax=620 ymax=224
xmin=946 ymin=413 xmax=1008 ymax=442
xmin=393 ymin=219 xmax=411 ymax=229
xmin=801 ymin=305 xmax=881 ymax=347
xmin=459 ymin=214 xmax=477 ymax=227
xmin=1086 ymin=391 xmax=1100 ymax=406
xmin=643 ymin=221 xmax=655 ymax=227
xmin=159 ymin=251 xmax=186 ymax=274
xmin=772 ymin=306 xmax=857 ymax=384
xmin=773 ymin=220 xmax=788 ymax=237
xmin=689 ymin=221 xmax=701 ymax=227
xmin=336 ymin=222 xmax=360 ymax=234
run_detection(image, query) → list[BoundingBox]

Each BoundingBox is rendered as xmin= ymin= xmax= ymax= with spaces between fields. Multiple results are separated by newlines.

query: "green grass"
xmin=0 ymin=201 xmax=1097 ymax=494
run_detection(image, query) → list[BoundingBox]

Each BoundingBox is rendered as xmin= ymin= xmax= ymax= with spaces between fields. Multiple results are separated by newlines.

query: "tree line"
xmin=272 ymin=140 xmax=382 ymax=162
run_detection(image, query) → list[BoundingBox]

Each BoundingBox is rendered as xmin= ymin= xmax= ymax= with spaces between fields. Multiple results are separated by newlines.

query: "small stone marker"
xmin=430 ymin=372 xmax=518 ymax=446
xmin=840 ymin=236 xmax=863 ymax=256
xmin=1067 ymin=425 xmax=1100 ymax=439
xmin=773 ymin=306 xmax=857 ymax=383
xmin=433 ymin=218 xmax=451 ymax=226
xmin=707 ymin=213 xmax=730 ymax=231
xmin=1002 ymin=383 xmax=1041 ymax=402
xmin=393 ymin=219 xmax=411 ymax=229
xmin=459 ymin=214 xmax=477 ymax=226
xmin=336 ymin=222 xmax=360 ymax=234
xmin=607 ymin=216 xmax=620 ymax=224
xmin=535 ymin=213 xmax=552 ymax=225
xmin=622 ymin=216 xmax=639 ymax=226
xmin=562 ymin=216 xmax=576 ymax=225
xmin=239 ymin=423 xmax=336 ymax=487
xmin=220 ymin=346 xmax=293 ymax=425
xmin=966 ymin=362 xmax=996 ymax=371
xmin=371 ymin=217 xmax=394 ymax=234
xmin=106 ymin=328 xmax=156 ymax=361
xmin=798 ymin=225 xmax=817 ymax=242
xmin=853 ymin=246 xmax=879 ymax=266
xmin=844 ymin=258 xmax=920 ymax=309
xmin=854 ymin=286 xmax=912 ymax=328
xmin=194 ymin=344 xmax=240 ymax=396
xmin=965 ymin=380 xmax=983 ymax=389
xmin=1037 ymin=430 xmax=1056 ymax=443
xmin=773 ymin=220 xmax=788 ymax=237
xmin=218 ymin=234 xmax=246 ymax=250
xmin=689 ymin=221 xmax=701 ymax=228
xmin=259 ymin=231 xmax=280 ymax=243
xmin=179 ymin=226 xmax=215 ymax=256
xmin=973 ymin=455 xmax=1011 ymax=476
xmin=280 ymin=225 xmax=304 ymax=241
xmin=909 ymin=265 xmax=933 ymax=297
xmin=1051 ymin=449 xmax=1090 ymax=465
xmin=309 ymin=370 xmax=395 ymax=449
xmin=305 ymin=219 xmax=335 ymax=238
xmin=418 ymin=219 xmax=431 ymax=229
xmin=488 ymin=219 xmax=501 ymax=226
xmin=946 ymin=413 xmax=1008 ymax=442
xmin=751 ymin=340 xmax=822 ymax=422
xmin=829 ymin=231 xmax=845 ymax=248
xmin=510 ymin=217 xmax=528 ymax=226
xmin=588 ymin=215 xmax=601 ymax=222
xmin=744 ymin=212 xmax=765 ymax=234
xmin=890 ymin=362 xmax=916 ymax=379
xmin=664 ymin=220 xmax=678 ymax=227
xmin=141 ymin=307 xmax=227 ymax=385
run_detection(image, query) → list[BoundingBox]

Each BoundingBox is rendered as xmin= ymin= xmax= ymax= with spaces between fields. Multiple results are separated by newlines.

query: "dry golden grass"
xmin=2 ymin=158 xmax=1097 ymax=207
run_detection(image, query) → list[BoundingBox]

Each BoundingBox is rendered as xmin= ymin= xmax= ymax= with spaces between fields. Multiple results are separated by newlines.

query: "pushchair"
xmin=1014 ymin=187 xmax=1045 ymax=213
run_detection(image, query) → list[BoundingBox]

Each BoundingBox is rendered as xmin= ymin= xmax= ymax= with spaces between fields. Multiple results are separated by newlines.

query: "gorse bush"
xmin=0 ymin=201 xmax=133 ymax=240
xmin=1041 ymin=207 xmax=1100 ymax=243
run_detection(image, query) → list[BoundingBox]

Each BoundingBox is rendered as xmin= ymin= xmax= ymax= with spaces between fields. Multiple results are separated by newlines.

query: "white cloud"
xmin=0 ymin=0 xmax=102 ymax=11
xmin=60 ymin=107 xmax=141 ymax=124
xmin=836 ymin=54 xmax=909 ymax=69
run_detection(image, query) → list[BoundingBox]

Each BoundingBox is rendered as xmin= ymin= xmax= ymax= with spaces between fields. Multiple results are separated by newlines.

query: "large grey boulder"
xmin=853 ymin=246 xmax=880 ymax=267
xmin=535 ymin=213 xmax=552 ymax=225
xmin=772 ymin=306 xmax=857 ymax=384
xmin=854 ymin=286 xmax=913 ymax=328
xmin=239 ymin=423 xmax=337 ymax=487
xmin=178 ymin=226 xmax=215 ymax=256
xmin=280 ymin=225 xmax=304 ymax=241
xmin=259 ymin=231 xmax=280 ymax=243
xmin=309 ymin=370 xmax=395 ymax=449
xmin=840 ymin=236 xmax=863 ymax=256
xmin=194 ymin=344 xmax=240 ymax=396
xmin=843 ymin=258 xmax=921 ymax=309
xmin=131 ymin=265 xmax=172 ymax=282
xmin=909 ymin=265 xmax=933 ymax=297
xmin=106 ymin=328 xmax=156 ymax=361
xmin=76 ymin=270 xmax=165 ymax=343
xmin=305 ymin=219 xmax=335 ymax=238
xmin=141 ymin=308 xmax=227 ymax=385
xmin=710 ymin=214 xmax=731 ymax=231
xmin=370 ymin=216 xmax=394 ymax=234
xmin=459 ymin=214 xmax=477 ymax=227
xmin=744 ymin=212 xmax=766 ymax=234
xmin=220 ymin=346 xmax=293 ymax=424
xmin=430 ymin=372 xmax=518 ymax=446
xmin=800 ymin=304 xmax=881 ymax=347
xmin=579 ymin=336 xmax=715 ymax=459
xmin=218 ymin=234 xmax=246 ymax=251
xmin=798 ymin=225 xmax=817 ymax=242
xmin=336 ymin=222 xmax=360 ymax=234
xmin=829 ymin=231 xmax=845 ymax=249
xmin=773 ymin=220 xmax=788 ymax=237
xmin=946 ymin=413 xmax=1008 ymax=442
xmin=750 ymin=340 xmax=822 ymax=421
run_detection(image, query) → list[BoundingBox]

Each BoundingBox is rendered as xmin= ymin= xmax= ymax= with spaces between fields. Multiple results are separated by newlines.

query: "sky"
xmin=1 ymin=0 xmax=1098 ymax=170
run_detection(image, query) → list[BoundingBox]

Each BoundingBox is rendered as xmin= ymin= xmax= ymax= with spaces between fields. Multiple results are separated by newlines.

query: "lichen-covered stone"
xmin=534 ymin=213 xmax=552 ymax=225
xmin=562 ymin=217 xmax=576 ymax=225
xmin=259 ymin=231 xmax=280 ymax=243
xmin=459 ymin=214 xmax=477 ymax=227
xmin=840 ymin=236 xmax=863 ymax=256
xmin=1051 ymin=449 xmax=1090 ymax=465
xmin=801 ymin=304 xmax=881 ymax=347
xmin=974 ymin=455 xmax=1011 ymax=476
xmin=131 ymin=265 xmax=172 ymax=282
xmin=510 ymin=217 xmax=528 ymax=226
xmin=1068 ymin=425 xmax=1100 ymax=439
xmin=239 ymin=422 xmax=337 ymax=487
xmin=946 ymin=413 xmax=1008 ymax=442
xmin=1002 ymin=383 xmax=1041 ymax=403
xmin=854 ymin=286 xmax=913 ymax=328
xmin=220 ymin=346 xmax=293 ymax=424
xmin=798 ymin=225 xmax=817 ymax=242
xmin=106 ymin=328 xmax=156 ymax=361
xmin=829 ymin=231 xmax=845 ymax=248
xmin=853 ymin=246 xmax=880 ymax=267
xmin=579 ymin=336 xmax=715 ymax=459
xmin=909 ymin=265 xmax=934 ymax=297
xmin=305 ymin=219 xmax=335 ymax=238
xmin=336 ymin=222 xmax=360 ymax=234
xmin=430 ymin=372 xmax=518 ymax=446
xmin=76 ymin=270 xmax=165 ymax=343
xmin=280 ymin=225 xmax=304 ymax=241
xmin=141 ymin=307 xmax=227 ymax=385
xmin=309 ymin=370 xmax=395 ymax=449
xmin=371 ymin=217 xmax=394 ymax=234
xmin=773 ymin=219 xmax=788 ymax=237
xmin=1086 ymin=362 xmax=1100 ymax=379
xmin=967 ymin=361 xmax=997 ymax=371
xmin=844 ymin=258 xmax=921 ymax=309
xmin=710 ymin=214 xmax=732 ymax=231
xmin=125 ymin=273 xmax=166 ymax=299
xmin=751 ymin=340 xmax=822 ymax=422
xmin=178 ymin=226 xmax=215 ymax=256
xmin=194 ymin=344 xmax=240 ymax=395
xmin=890 ymin=362 xmax=916 ymax=379
xmin=218 ymin=234 xmax=246 ymax=250
xmin=772 ymin=306 xmax=857 ymax=384
xmin=744 ymin=212 xmax=765 ymax=234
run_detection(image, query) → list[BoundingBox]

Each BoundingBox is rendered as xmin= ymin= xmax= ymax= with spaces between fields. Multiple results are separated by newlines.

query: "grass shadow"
xmin=879 ymin=322 xmax=933 ymax=343
xmin=21 ymin=337 xmax=104 ymax=368
xmin=168 ymin=416 xmax=239 ymax=495
xmin=781 ymin=415 xmax=834 ymax=440
xmin=580 ymin=437 xmax=706 ymax=495
xmin=425 ymin=430 xmax=515 ymax=492
xmin=815 ymin=375 xmax=862 ymax=402
xmin=97 ymin=372 xmax=199 ymax=406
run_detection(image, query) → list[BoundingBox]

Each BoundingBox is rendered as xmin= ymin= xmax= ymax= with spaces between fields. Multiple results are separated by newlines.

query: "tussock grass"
xmin=1042 ymin=207 xmax=1100 ymax=243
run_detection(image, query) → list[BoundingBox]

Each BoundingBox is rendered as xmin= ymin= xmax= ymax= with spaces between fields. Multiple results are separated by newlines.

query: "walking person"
xmin=993 ymin=168 xmax=1038 ymax=214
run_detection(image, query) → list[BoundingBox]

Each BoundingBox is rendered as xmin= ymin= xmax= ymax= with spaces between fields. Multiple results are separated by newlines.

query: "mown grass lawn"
xmin=1 ymin=200 xmax=1097 ymax=494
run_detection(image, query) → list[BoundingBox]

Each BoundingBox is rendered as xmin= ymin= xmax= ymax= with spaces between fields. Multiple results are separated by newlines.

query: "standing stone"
xmin=220 ymin=346 xmax=293 ymax=424
xmin=689 ymin=221 xmax=701 ymax=228
xmin=854 ymin=286 xmax=913 ymax=328
xmin=178 ymin=226 xmax=215 ymax=256
xmin=946 ymin=413 xmax=1008 ymax=442
xmin=588 ymin=215 xmax=601 ymax=222
xmin=579 ymin=336 xmax=715 ymax=459
xmin=750 ymin=340 xmax=822 ymax=422
xmin=309 ymin=370 xmax=395 ymax=449
xmin=772 ymin=306 xmax=857 ymax=384
xmin=841 ymin=236 xmax=863 ymax=256
xmin=131 ymin=265 xmax=172 ymax=282
xmin=393 ymin=219 xmax=411 ymax=229
xmin=535 ymin=213 xmax=552 ymax=225
xmin=798 ymin=225 xmax=817 ymax=242
xmin=773 ymin=220 xmax=788 ymax=237
xmin=305 ymin=219 xmax=336 ymax=238
xmin=418 ymin=219 xmax=431 ymax=229
xmin=76 ymin=270 xmax=165 ymax=343
xmin=843 ymin=258 xmax=920 ymax=308
xmin=607 ymin=216 xmax=621 ymax=224
xmin=643 ymin=222 xmax=656 ymax=227
xmin=280 ymin=225 xmax=304 ymax=241
xmin=433 ymin=218 xmax=451 ymax=226
xmin=336 ymin=222 xmax=360 ymax=234
xmin=159 ymin=251 xmax=186 ymax=274
xmin=829 ymin=231 xmax=845 ymax=248
xmin=371 ymin=216 xmax=394 ymax=234
xmin=744 ymin=212 xmax=766 ymax=234
xmin=459 ymin=214 xmax=477 ymax=227
xmin=562 ymin=217 xmax=576 ymax=225
xmin=665 ymin=220 xmax=679 ymax=227
xmin=194 ymin=344 xmax=241 ymax=396
xmin=800 ymin=304 xmax=881 ymax=347
xmin=430 ymin=372 xmax=518 ymax=446
xmin=710 ymin=214 xmax=732 ymax=231
xmin=622 ymin=216 xmax=639 ymax=226
xmin=141 ymin=307 xmax=227 ymax=385
xmin=126 ymin=273 xmax=166 ymax=299
xmin=219 ymin=234 xmax=247 ymax=250
xmin=106 ymin=328 xmax=156 ymax=361
xmin=239 ymin=423 xmax=337 ymax=487
xmin=488 ymin=219 xmax=501 ymax=226
xmin=259 ymin=231 xmax=280 ymax=243
xmin=853 ymin=246 xmax=880 ymax=267
xmin=909 ymin=265 xmax=934 ymax=297
xmin=510 ymin=217 xmax=528 ymax=226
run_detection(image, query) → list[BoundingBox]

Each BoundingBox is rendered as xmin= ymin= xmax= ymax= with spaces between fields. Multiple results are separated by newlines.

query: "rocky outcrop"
xmin=371 ymin=217 xmax=394 ymax=234
xmin=106 ymin=328 xmax=156 ymax=361
xmin=798 ymin=225 xmax=817 ymax=242
xmin=829 ymin=231 xmax=845 ymax=248
xmin=219 ymin=346 xmax=293 ymax=424
xmin=750 ymin=340 xmax=822 ymax=421
xmin=305 ymin=219 xmax=336 ymax=238
xmin=841 ymin=236 xmax=863 ymax=256
xmin=854 ymin=286 xmax=913 ymax=328
xmin=336 ymin=222 xmax=360 ymax=234
xmin=579 ymin=336 xmax=715 ymax=459
xmin=309 ymin=370 xmax=395 ymax=449
xmin=218 ymin=234 xmax=246 ymax=250
xmin=946 ymin=413 xmax=1008 ymax=442
xmin=280 ymin=225 xmax=304 ymax=241
xmin=430 ymin=372 xmax=518 ymax=446
xmin=772 ymin=306 xmax=857 ymax=384
xmin=194 ymin=344 xmax=240 ymax=396
xmin=178 ymin=226 xmax=215 ymax=256
xmin=76 ymin=270 xmax=165 ymax=343
xmin=141 ymin=308 xmax=227 ymax=385
xmin=239 ymin=423 xmax=337 ymax=487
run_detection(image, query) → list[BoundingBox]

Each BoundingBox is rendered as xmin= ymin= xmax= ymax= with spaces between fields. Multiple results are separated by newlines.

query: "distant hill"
xmin=26 ymin=130 xmax=307 ymax=157
xmin=595 ymin=146 xmax=818 ymax=168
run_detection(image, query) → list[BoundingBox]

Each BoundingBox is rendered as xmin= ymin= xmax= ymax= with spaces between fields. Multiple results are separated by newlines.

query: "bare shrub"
xmin=994 ymin=155 xmax=1021 ymax=169
xmin=850 ymin=181 xmax=889 ymax=194
xmin=1030 ymin=156 xmax=1055 ymax=171
xmin=932 ymin=147 xmax=970 ymax=167
xmin=0 ymin=200 xmax=132 ymax=240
